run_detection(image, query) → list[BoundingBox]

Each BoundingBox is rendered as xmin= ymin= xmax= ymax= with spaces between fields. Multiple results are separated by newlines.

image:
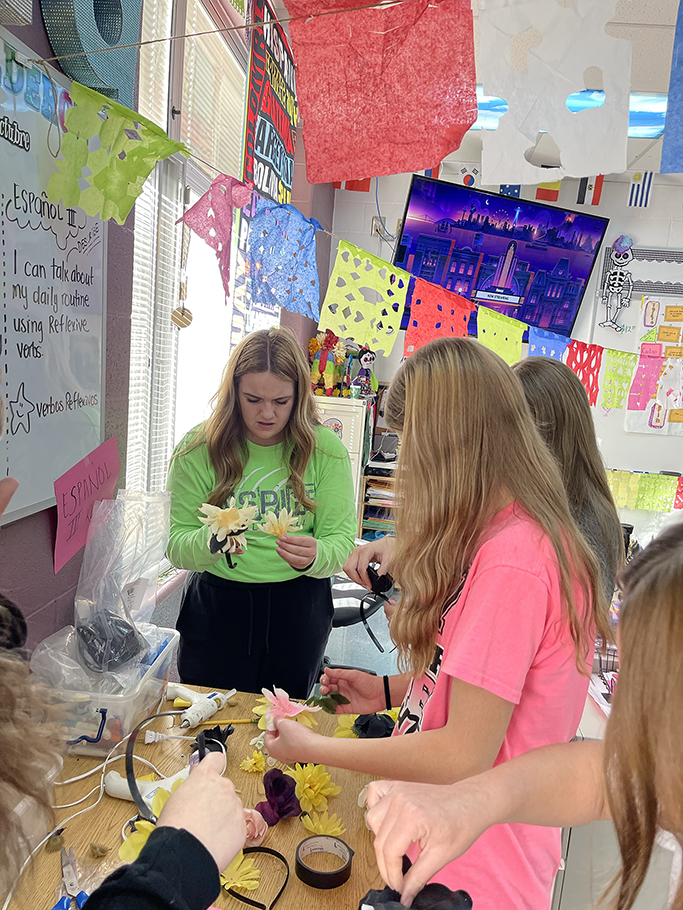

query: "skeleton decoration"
xmin=600 ymin=235 xmax=634 ymax=332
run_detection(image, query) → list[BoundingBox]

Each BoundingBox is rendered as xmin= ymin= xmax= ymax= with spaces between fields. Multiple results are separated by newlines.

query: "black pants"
xmin=176 ymin=572 xmax=334 ymax=699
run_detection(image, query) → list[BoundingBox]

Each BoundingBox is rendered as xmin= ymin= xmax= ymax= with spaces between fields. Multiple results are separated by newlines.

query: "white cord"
xmin=2 ymin=733 xmax=134 ymax=910
xmin=54 ymin=752 xmax=164 ymax=786
xmin=52 ymin=784 xmax=100 ymax=810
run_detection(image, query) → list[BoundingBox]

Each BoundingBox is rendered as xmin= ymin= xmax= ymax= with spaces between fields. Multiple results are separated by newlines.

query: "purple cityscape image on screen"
xmin=394 ymin=176 xmax=609 ymax=336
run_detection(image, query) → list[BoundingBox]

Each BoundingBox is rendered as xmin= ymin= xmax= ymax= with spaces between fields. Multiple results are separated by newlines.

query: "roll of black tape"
xmin=295 ymin=835 xmax=354 ymax=889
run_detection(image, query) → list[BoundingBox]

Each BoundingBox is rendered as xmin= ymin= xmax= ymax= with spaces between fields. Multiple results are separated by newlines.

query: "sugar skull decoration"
xmin=309 ymin=329 xmax=347 ymax=396
xmin=351 ymin=347 xmax=378 ymax=398
xmin=600 ymin=235 xmax=634 ymax=332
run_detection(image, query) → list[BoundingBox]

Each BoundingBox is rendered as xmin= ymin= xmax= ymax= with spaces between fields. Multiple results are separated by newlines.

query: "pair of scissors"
xmin=50 ymin=847 xmax=89 ymax=909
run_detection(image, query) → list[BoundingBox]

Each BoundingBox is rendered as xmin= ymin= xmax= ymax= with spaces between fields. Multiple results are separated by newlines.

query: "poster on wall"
xmin=624 ymin=295 xmax=683 ymax=437
xmin=1 ymin=30 xmax=106 ymax=523
xmin=232 ymin=0 xmax=298 ymax=343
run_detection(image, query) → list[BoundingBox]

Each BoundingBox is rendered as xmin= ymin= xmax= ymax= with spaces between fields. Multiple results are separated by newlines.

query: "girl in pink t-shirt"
xmin=265 ymin=338 xmax=609 ymax=910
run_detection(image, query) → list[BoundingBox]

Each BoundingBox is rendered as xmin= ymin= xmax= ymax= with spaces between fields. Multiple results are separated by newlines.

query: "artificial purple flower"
xmin=255 ymin=769 xmax=301 ymax=826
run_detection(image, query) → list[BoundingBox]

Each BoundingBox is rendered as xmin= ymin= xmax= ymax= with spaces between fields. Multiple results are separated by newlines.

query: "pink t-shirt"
xmin=394 ymin=503 xmax=591 ymax=910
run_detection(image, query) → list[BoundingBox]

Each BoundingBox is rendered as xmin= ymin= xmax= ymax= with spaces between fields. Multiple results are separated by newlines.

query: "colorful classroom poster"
xmin=624 ymin=295 xmax=683 ymax=435
xmin=232 ymin=0 xmax=298 ymax=345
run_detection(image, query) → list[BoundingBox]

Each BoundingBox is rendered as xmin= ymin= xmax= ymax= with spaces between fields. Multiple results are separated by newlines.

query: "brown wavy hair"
xmin=513 ymin=357 xmax=623 ymax=593
xmin=604 ymin=522 xmax=683 ymax=910
xmin=384 ymin=338 xmax=607 ymax=676
xmin=179 ymin=327 xmax=319 ymax=511
xmin=0 ymin=653 xmax=62 ymax=881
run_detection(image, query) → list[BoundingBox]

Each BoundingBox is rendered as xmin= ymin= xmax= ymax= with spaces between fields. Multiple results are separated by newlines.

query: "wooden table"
xmin=10 ymin=689 xmax=384 ymax=910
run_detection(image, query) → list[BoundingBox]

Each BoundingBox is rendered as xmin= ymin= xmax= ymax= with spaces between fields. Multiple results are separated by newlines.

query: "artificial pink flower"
xmin=243 ymin=808 xmax=268 ymax=847
xmin=261 ymin=686 xmax=321 ymax=731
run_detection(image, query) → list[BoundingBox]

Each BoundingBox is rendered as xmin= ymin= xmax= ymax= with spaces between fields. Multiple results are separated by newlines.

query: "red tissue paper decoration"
xmin=566 ymin=340 xmax=604 ymax=407
xmin=674 ymin=476 xmax=683 ymax=510
xmin=176 ymin=175 xmax=253 ymax=300
xmin=283 ymin=0 xmax=477 ymax=183
xmin=627 ymin=352 xmax=666 ymax=411
xmin=404 ymin=279 xmax=473 ymax=355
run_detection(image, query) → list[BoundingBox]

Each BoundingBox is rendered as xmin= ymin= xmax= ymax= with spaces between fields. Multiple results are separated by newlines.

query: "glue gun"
xmin=166 ymin=683 xmax=236 ymax=728
xmin=104 ymin=767 xmax=190 ymax=809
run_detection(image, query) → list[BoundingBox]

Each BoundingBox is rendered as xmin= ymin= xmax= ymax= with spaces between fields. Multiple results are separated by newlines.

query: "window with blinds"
xmin=127 ymin=0 xmax=247 ymax=492
xmin=181 ymin=0 xmax=246 ymax=179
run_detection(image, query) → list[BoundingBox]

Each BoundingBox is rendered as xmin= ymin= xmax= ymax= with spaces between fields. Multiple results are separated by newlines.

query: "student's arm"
xmin=265 ymin=675 xmax=514 ymax=783
xmin=365 ymin=741 xmax=607 ymax=906
xmin=166 ymin=443 xmax=224 ymax=573
xmin=303 ymin=430 xmax=357 ymax=579
xmin=86 ymin=754 xmax=245 ymax=910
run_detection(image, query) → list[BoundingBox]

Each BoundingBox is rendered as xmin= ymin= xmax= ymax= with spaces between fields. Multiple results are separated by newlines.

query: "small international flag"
xmin=628 ymin=171 xmax=653 ymax=207
xmin=499 ymin=184 xmax=521 ymax=198
xmin=423 ymin=164 xmax=441 ymax=179
xmin=576 ymin=175 xmax=604 ymax=206
xmin=332 ymin=178 xmax=371 ymax=192
xmin=460 ymin=166 xmax=480 ymax=187
xmin=535 ymin=180 xmax=562 ymax=202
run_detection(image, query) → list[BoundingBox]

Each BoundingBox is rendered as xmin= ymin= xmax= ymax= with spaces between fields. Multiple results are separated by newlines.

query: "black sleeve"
xmin=84 ymin=826 xmax=221 ymax=910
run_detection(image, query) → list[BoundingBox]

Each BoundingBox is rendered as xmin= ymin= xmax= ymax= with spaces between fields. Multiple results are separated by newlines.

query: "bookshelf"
xmin=358 ymin=461 xmax=397 ymax=537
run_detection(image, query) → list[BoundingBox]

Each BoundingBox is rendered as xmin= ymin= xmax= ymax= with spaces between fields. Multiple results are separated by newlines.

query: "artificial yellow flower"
xmin=289 ymin=763 xmax=342 ymax=813
xmin=252 ymin=697 xmax=318 ymax=731
xmin=199 ymin=499 xmax=258 ymax=541
xmin=240 ymin=750 xmax=267 ymax=773
xmin=220 ymin=850 xmax=261 ymax=892
xmin=333 ymin=714 xmax=359 ymax=738
xmin=118 ymin=779 xmax=183 ymax=862
xmin=384 ymin=706 xmax=400 ymax=724
xmin=301 ymin=811 xmax=346 ymax=836
xmin=260 ymin=508 xmax=302 ymax=538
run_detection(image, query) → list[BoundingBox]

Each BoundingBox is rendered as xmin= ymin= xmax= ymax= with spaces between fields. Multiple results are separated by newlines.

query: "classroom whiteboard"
xmin=1 ymin=28 xmax=106 ymax=524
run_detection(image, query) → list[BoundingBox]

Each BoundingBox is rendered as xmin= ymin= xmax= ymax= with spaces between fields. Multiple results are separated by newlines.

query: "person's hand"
xmin=365 ymin=778 xmax=491 ymax=907
xmin=383 ymin=597 xmax=398 ymax=620
xmin=156 ymin=752 xmax=246 ymax=873
xmin=276 ymin=534 xmax=317 ymax=570
xmin=319 ymin=667 xmax=385 ymax=714
xmin=0 ymin=477 xmax=18 ymax=519
xmin=264 ymin=717 xmax=320 ymax=764
xmin=344 ymin=536 xmax=396 ymax=589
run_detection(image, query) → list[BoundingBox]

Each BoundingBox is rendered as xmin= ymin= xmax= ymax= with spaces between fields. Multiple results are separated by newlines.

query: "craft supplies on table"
xmin=45 ymin=628 xmax=179 ymax=758
xmin=8 ymin=688 xmax=383 ymax=910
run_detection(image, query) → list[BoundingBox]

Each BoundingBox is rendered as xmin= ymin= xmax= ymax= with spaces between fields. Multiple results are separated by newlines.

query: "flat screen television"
xmin=394 ymin=176 xmax=610 ymax=337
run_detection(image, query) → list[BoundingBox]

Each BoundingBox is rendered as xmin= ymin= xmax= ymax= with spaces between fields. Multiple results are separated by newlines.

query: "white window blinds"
xmin=127 ymin=0 xmax=248 ymax=493
xmin=181 ymin=0 xmax=246 ymax=179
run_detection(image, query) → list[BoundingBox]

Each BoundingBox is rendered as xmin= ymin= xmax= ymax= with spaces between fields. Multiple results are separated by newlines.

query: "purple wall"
xmin=2 ymin=4 xmax=134 ymax=648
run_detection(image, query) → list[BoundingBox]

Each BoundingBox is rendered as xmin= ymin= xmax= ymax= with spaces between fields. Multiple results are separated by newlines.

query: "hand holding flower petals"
xmin=199 ymin=499 xmax=258 ymax=556
xmin=261 ymin=686 xmax=321 ymax=732
xmin=260 ymin=508 xmax=302 ymax=538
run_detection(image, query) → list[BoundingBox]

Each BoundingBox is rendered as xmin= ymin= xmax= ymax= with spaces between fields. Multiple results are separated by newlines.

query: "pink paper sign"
xmin=53 ymin=436 xmax=120 ymax=573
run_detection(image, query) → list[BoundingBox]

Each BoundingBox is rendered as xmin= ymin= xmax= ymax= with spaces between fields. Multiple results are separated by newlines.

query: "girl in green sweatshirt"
xmin=166 ymin=327 xmax=356 ymax=698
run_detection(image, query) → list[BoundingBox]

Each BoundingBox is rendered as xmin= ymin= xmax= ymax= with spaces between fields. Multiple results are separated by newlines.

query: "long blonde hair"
xmin=513 ymin=357 xmax=623 ymax=593
xmin=0 ymin=653 xmax=61 ymax=882
xmin=604 ymin=523 xmax=683 ymax=910
xmin=385 ymin=338 xmax=607 ymax=676
xmin=181 ymin=328 xmax=319 ymax=511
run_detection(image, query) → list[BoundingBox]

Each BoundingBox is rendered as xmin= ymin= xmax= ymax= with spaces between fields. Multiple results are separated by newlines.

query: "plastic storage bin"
xmin=53 ymin=628 xmax=179 ymax=757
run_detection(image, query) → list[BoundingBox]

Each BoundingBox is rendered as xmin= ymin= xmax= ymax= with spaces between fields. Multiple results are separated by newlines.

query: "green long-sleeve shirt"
xmin=166 ymin=424 xmax=356 ymax=583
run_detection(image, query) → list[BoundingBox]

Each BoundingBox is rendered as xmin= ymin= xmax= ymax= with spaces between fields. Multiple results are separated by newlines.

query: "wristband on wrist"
xmin=383 ymin=675 xmax=392 ymax=711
